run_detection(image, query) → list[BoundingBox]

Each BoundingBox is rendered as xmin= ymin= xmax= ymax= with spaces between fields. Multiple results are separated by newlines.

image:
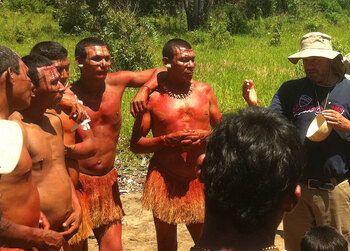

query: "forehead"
xmin=37 ymin=65 xmax=59 ymax=78
xmin=173 ymin=46 xmax=195 ymax=57
xmin=52 ymin=57 xmax=69 ymax=67
xmin=85 ymin=45 xmax=109 ymax=57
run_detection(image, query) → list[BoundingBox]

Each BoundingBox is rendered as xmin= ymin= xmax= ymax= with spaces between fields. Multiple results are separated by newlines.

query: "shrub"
xmin=226 ymin=6 xmax=249 ymax=35
xmin=53 ymin=1 xmax=93 ymax=34
xmin=4 ymin=0 xmax=47 ymax=13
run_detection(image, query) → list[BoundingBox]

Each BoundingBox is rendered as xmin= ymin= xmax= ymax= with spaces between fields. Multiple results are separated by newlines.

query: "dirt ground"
xmin=87 ymin=191 xmax=285 ymax=251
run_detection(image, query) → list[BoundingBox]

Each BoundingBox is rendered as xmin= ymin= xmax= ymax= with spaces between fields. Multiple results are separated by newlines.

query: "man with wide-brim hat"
xmin=243 ymin=32 xmax=350 ymax=250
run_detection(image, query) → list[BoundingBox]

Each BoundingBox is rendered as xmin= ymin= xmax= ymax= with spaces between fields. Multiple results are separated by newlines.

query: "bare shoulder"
xmin=9 ymin=111 xmax=24 ymax=122
xmin=193 ymin=80 xmax=214 ymax=94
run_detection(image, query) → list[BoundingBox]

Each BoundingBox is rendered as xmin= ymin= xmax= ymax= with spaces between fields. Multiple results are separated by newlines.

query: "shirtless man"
xmin=70 ymin=37 xmax=161 ymax=250
xmin=130 ymin=38 xmax=222 ymax=251
xmin=19 ymin=54 xmax=82 ymax=244
xmin=30 ymin=41 xmax=95 ymax=249
xmin=0 ymin=45 xmax=64 ymax=250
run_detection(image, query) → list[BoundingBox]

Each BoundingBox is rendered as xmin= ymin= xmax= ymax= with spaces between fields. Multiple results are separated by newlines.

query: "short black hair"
xmin=75 ymin=37 xmax=106 ymax=59
xmin=162 ymin=38 xmax=192 ymax=59
xmin=301 ymin=225 xmax=348 ymax=251
xmin=30 ymin=41 xmax=68 ymax=61
xmin=0 ymin=45 xmax=20 ymax=77
xmin=21 ymin=55 xmax=53 ymax=87
xmin=203 ymin=106 xmax=304 ymax=233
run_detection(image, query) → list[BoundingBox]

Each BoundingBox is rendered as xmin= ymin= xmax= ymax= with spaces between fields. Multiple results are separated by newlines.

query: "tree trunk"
xmin=183 ymin=0 xmax=214 ymax=31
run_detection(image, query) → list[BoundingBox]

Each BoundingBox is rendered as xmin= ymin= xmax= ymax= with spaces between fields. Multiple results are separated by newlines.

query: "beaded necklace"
xmin=162 ymin=82 xmax=193 ymax=100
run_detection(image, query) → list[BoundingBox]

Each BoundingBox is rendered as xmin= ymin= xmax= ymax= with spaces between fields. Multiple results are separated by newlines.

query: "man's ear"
xmin=283 ymin=184 xmax=301 ymax=212
xmin=4 ymin=67 xmax=15 ymax=86
xmin=75 ymin=57 xmax=83 ymax=68
xmin=196 ymin=154 xmax=205 ymax=182
xmin=163 ymin=57 xmax=171 ymax=69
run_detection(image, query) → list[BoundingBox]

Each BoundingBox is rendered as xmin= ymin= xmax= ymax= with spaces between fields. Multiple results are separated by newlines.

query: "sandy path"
xmin=87 ymin=192 xmax=285 ymax=251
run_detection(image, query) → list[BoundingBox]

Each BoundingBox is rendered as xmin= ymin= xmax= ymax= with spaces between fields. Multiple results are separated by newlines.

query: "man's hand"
xmin=242 ymin=80 xmax=258 ymax=106
xmin=36 ymin=229 xmax=64 ymax=251
xmin=164 ymin=130 xmax=211 ymax=147
xmin=322 ymin=109 xmax=350 ymax=132
xmin=38 ymin=211 xmax=50 ymax=230
xmin=130 ymin=86 xmax=150 ymax=118
xmin=60 ymin=98 xmax=89 ymax=124
xmin=60 ymin=208 xmax=82 ymax=241
xmin=182 ymin=129 xmax=211 ymax=145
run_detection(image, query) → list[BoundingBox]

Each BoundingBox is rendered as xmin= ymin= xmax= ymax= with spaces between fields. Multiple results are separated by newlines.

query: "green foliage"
xmin=226 ymin=6 xmax=249 ymax=35
xmin=269 ymin=22 xmax=282 ymax=46
xmin=99 ymin=10 xmax=156 ymax=71
xmin=53 ymin=1 xmax=93 ymax=35
xmin=4 ymin=0 xmax=48 ymax=13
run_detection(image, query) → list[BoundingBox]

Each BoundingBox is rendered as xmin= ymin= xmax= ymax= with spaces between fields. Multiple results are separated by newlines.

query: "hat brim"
xmin=288 ymin=49 xmax=341 ymax=64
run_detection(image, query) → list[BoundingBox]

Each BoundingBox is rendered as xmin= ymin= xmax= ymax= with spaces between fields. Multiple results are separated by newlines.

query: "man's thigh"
xmin=315 ymin=181 xmax=350 ymax=243
xmin=283 ymin=187 xmax=315 ymax=251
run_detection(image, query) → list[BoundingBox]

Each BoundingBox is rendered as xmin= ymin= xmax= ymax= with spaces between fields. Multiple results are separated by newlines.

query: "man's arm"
xmin=0 ymin=214 xmax=64 ymax=250
xmin=130 ymin=70 xmax=167 ymax=117
xmin=65 ymin=127 xmax=96 ymax=160
xmin=209 ymin=87 xmax=222 ymax=128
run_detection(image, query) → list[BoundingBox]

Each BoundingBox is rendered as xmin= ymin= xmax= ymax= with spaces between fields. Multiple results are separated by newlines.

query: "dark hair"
xmin=30 ymin=41 xmax=68 ymax=61
xmin=21 ymin=55 xmax=53 ymax=87
xmin=0 ymin=45 xmax=20 ymax=77
xmin=75 ymin=37 xmax=106 ymax=59
xmin=301 ymin=226 xmax=348 ymax=251
xmin=203 ymin=106 xmax=304 ymax=233
xmin=162 ymin=38 xmax=192 ymax=59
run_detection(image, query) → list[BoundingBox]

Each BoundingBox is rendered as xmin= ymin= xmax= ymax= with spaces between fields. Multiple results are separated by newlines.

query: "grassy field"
xmin=2 ymin=5 xmax=350 ymax=169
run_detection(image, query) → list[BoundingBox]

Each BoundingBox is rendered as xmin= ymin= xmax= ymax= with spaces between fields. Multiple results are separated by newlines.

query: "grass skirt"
xmin=142 ymin=164 xmax=205 ymax=225
xmin=79 ymin=168 xmax=124 ymax=230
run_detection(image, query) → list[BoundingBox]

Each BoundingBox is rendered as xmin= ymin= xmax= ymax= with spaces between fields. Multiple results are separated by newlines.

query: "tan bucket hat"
xmin=0 ymin=120 xmax=23 ymax=174
xmin=344 ymin=53 xmax=350 ymax=79
xmin=288 ymin=32 xmax=342 ymax=64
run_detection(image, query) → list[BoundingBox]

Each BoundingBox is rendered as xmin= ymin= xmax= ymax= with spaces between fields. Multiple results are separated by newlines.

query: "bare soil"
xmin=87 ymin=191 xmax=285 ymax=251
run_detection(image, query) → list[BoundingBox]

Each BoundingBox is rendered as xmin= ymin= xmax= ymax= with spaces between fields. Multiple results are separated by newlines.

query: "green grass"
xmin=2 ymin=7 xmax=350 ymax=170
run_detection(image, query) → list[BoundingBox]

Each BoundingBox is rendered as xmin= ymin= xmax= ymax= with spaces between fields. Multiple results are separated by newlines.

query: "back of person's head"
xmin=21 ymin=55 xmax=53 ymax=87
xmin=75 ymin=37 xmax=106 ymax=59
xmin=301 ymin=226 xmax=348 ymax=251
xmin=162 ymin=38 xmax=192 ymax=59
xmin=0 ymin=45 xmax=20 ymax=77
xmin=203 ymin=106 xmax=304 ymax=233
xmin=30 ymin=41 xmax=68 ymax=61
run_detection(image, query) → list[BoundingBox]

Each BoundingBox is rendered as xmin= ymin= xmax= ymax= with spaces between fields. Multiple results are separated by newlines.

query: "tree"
xmin=183 ymin=0 xmax=215 ymax=30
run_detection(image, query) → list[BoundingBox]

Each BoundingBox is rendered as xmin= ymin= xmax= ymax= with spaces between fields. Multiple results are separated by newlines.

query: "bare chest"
xmin=150 ymin=93 xmax=210 ymax=128
xmin=79 ymin=90 xmax=123 ymax=129
xmin=25 ymin=121 xmax=64 ymax=172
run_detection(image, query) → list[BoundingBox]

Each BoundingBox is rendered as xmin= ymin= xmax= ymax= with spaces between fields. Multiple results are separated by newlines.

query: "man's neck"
xmin=20 ymin=102 xmax=46 ymax=124
xmin=76 ymin=75 xmax=106 ymax=94
xmin=313 ymin=75 xmax=342 ymax=87
xmin=197 ymin=216 xmax=278 ymax=250
xmin=165 ymin=76 xmax=192 ymax=93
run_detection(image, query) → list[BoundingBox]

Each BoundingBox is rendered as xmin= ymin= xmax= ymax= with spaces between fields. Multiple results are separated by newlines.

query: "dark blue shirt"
xmin=269 ymin=77 xmax=350 ymax=179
